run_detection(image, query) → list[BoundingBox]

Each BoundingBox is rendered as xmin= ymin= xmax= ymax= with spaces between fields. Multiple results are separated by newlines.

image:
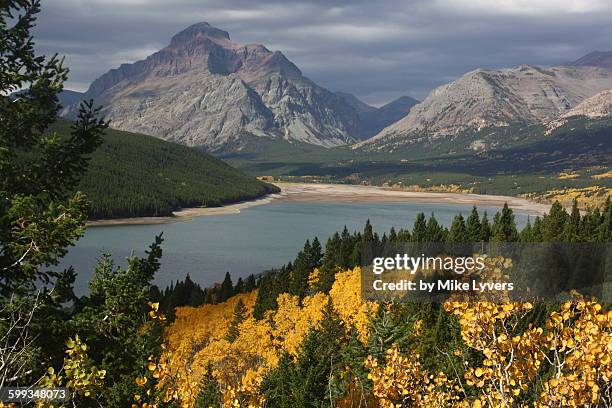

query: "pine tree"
xmin=0 ymin=0 xmax=107 ymax=393
xmin=234 ymin=277 xmax=245 ymax=294
xmin=519 ymin=218 xmax=534 ymax=242
xmin=411 ymin=213 xmax=427 ymax=242
xmin=225 ymin=299 xmax=247 ymax=342
xmin=263 ymin=301 xmax=346 ymax=407
xmin=317 ymin=234 xmax=341 ymax=293
xmin=597 ymin=197 xmax=611 ymax=242
xmin=194 ymin=364 xmax=221 ymax=408
xmin=425 ymin=213 xmax=446 ymax=242
xmin=290 ymin=240 xmax=314 ymax=297
xmin=388 ymin=226 xmax=398 ymax=242
xmin=244 ymin=274 xmax=257 ymax=292
xmin=542 ymin=201 xmax=568 ymax=242
xmin=480 ymin=211 xmax=492 ymax=241
xmin=562 ymin=200 xmax=582 ymax=242
xmin=491 ymin=204 xmax=518 ymax=242
xmin=219 ymin=272 xmax=234 ymax=302
xmin=448 ymin=214 xmax=468 ymax=243
xmin=466 ymin=206 xmax=482 ymax=242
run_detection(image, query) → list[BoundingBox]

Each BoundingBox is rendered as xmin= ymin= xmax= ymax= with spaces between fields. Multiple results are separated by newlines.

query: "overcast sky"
xmin=34 ymin=0 xmax=612 ymax=106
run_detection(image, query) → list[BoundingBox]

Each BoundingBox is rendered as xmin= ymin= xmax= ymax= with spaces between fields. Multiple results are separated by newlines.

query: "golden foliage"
xmin=155 ymin=268 xmax=376 ymax=407
xmin=143 ymin=259 xmax=610 ymax=408
xmin=365 ymin=344 xmax=460 ymax=407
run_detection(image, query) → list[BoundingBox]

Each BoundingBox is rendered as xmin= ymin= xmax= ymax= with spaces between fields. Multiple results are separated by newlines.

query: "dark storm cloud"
xmin=34 ymin=0 xmax=612 ymax=105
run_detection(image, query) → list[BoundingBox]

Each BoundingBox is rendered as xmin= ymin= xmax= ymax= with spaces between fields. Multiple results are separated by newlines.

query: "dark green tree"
xmin=562 ymin=200 xmax=582 ymax=242
xmin=466 ymin=206 xmax=482 ymax=242
xmin=448 ymin=214 xmax=468 ymax=243
xmin=542 ymin=201 xmax=568 ymax=242
xmin=225 ymin=298 xmax=247 ymax=342
xmin=0 ymin=0 xmax=107 ymax=391
xmin=491 ymin=204 xmax=518 ymax=242
xmin=194 ymin=364 xmax=221 ymax=408
xmin=262 ymin=301 xmax=345 ymax=407
xmin=411 ymin=213 xmax=427 ymax=242
xmin=71 ymin=236 xmax=165 ymax=406
xmin=219 ymin=272 xmax=234 ymax=302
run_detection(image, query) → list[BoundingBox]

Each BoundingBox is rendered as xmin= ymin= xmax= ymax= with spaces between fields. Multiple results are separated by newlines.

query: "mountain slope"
xmin=62 ymin=22 xmax=359 ymax=150
xmin=361 ymin=64 xmax=612 ymax=151
xmin=335 ymin=93 xmax=419 ymax=139
xmin=357 ymin=95 xmax=419 ymax=139
xmin=567 ymin=50 xmax=612 ymax=70
xmin=547 ymin=89 xmax=612 ymax=132
xmin=50 ymin=119 xmax=278 ymax=219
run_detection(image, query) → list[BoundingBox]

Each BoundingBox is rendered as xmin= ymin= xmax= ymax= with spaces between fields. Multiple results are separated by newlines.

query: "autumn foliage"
xmin=141 ymin=261 xmax=611 ymax=408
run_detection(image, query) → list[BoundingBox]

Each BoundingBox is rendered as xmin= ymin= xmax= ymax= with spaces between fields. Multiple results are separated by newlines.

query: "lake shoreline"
xmin=86 ymin=182 xmax=551 ymax=227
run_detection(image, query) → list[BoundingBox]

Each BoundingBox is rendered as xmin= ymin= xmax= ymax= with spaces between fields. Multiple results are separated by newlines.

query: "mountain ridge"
xmin=359 ymin=63 xmax=612 ymax=151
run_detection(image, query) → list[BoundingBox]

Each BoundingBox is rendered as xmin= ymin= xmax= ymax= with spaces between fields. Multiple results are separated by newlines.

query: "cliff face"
xmin=63 ymin=22 xmax=359 ymax=149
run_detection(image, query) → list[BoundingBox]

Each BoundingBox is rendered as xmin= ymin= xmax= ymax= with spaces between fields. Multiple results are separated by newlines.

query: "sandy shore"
xmin=86 ymin=194 xmax=280 ymax=227
xmin=87 ymin=182 xmax=550 ymax=227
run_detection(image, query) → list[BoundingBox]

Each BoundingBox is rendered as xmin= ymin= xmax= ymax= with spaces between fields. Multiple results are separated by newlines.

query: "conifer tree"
xmin=388 ymin=226 xmax=398 ymax=243
xmin=480 ymin=211 xmax=492 ymax=241
xmin=562 ymin=200 xmax=582 ymax=242
xmin=542 ymin=201 xmax=568 ymax=242
xmin=411 ymin=213 xmax=427 ymax=242
xmin=219 ymin=272 xmax=234 ymax=302
xmin=194 ymin=364 xmax=221 ymax=408
xmin=425 ymin=214 xmax=446 ymax=242
xmin=225 ymin=299 xmax=246 ymax=342
xmin=244 ymin=274 xmax=257 ymax=292
xmin=597 ymin=197 xmax=611 ymax=242
xmin=0 ymin=0 xmax=108 ymax=391
xmin=448 ymin=214 xmax=468 ymax=243
xmin=491 ymin=204 xmax=518 ymax=242
xmin=466 ymin=206 xmax=482 ymax=241
xmin=263 ymin=301 xmax=345 ymax=407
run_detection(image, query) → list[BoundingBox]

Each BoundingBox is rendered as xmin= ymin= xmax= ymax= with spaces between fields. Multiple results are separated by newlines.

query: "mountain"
xmin=567 ymin=50 xmax=612 ymax=70
xmin=50 ymin=119 xmax=278 ymax=219
xmin=335 ymin=93 xmax=419 ymax=139
xmin=58 ymin=89 xmax=85 ymax=108
xmin=61 ymin=22 xmax=359 ymax=150
xmin=11 ymin=88 xmax=83 ymax=108
xmin=335 ymin=92 xmax=377 ymax=114
xmin=360 ymin=64 xmax=612 ymax=151
xmin=358 ymin=96 xmax=419 ymax=139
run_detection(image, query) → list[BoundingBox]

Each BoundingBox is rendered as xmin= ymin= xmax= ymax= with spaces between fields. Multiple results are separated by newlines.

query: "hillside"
xmin=51 ymin=120 xmax=279 ymax=219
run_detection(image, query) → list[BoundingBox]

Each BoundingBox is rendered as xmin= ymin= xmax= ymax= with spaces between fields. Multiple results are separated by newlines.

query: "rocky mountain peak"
xmin=63 ymin=22 xmax=359 ymax=149
xmin=170 ymin=22 xmax=231 ymax=45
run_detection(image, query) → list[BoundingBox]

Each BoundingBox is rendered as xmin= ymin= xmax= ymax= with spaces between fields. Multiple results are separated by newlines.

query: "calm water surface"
xmin=63 ymin=201 xmax=530 ymax=294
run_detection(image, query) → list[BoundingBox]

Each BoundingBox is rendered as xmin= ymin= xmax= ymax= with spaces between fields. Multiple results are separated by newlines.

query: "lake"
xmin=63 ymin=201 xmax=531 ymax=294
